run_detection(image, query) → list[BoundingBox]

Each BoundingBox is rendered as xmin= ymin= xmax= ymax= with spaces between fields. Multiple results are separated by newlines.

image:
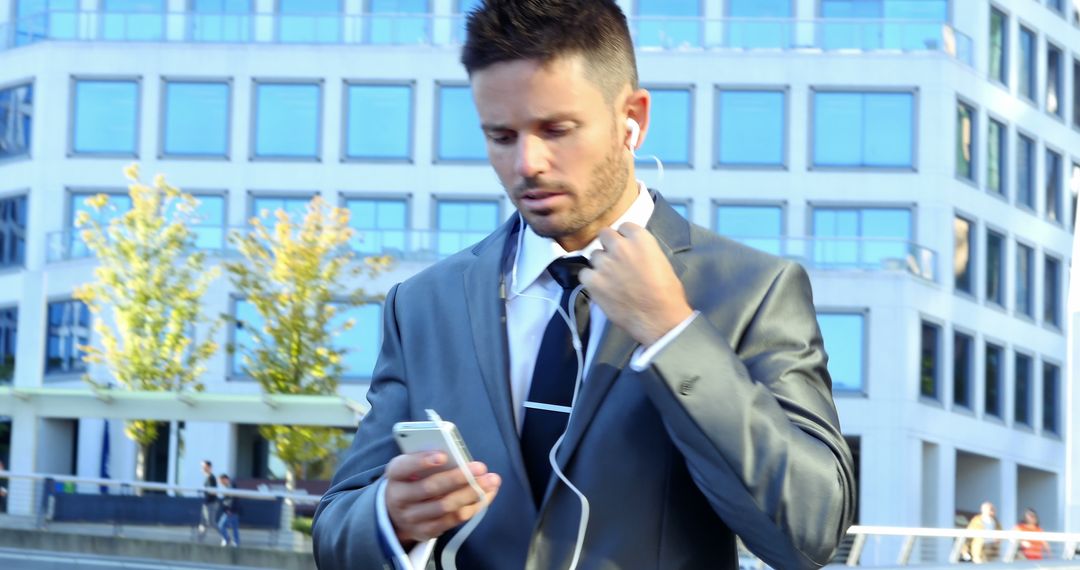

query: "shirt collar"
xmin=510 ymin=182 xmax=654 ymax=296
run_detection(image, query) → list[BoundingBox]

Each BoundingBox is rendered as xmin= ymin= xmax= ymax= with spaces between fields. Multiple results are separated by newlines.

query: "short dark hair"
xmin=202 ymin=460 xmax=212 ymax=467
xmin=461 ymin=0 xmax=639 ymax=101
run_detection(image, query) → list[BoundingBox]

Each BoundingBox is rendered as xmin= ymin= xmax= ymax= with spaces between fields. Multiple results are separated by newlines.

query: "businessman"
xmin=313 ymin=1 xmax=856 ymax=568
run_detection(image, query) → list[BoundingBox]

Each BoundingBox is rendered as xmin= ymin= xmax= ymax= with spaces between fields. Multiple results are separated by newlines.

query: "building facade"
xmin=0 ymin=0 xmax=1077 ymax=559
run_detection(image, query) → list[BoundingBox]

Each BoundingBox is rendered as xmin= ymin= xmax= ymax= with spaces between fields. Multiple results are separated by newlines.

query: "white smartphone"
xmin=393 ymin=419 xmax=474 ymax=474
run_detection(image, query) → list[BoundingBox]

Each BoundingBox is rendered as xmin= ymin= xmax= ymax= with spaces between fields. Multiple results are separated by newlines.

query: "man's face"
xmin=471 ymin=55 xmax=637 ymax=252
xmin=202 ymin=462 xmax=211 ymax=474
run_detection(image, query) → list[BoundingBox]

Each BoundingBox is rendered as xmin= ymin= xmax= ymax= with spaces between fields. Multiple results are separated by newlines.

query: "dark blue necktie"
xmin=520 ymin=256 xmax=591 ymax=506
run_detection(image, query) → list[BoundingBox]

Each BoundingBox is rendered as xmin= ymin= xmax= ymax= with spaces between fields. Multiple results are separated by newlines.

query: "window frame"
xmin=1045 ymin=143 xmax=1065 ymax=226
xmin=918 ymin=316 xmax=944 ymax=403
xmin=338 ymin=191 xmax=412 ymax=255
xmin=713 ymin=85 xmax=789 ymax=170
xmin=68 ymin=75 xmax=143 ymax=159
xmin=951 ymin=327 xmax=976 ymax=412
xmin=952 ymin=211 xmax=976 ymax=298
xmin=1017 ymin=22 xmax=1037 ymax=106
xmin=274 ymin=0 xmax=344 ymax=43
xmin=158 ymin=76 xmax=233 ymax=161
xmin=1012 ymin=348 xmax=1035 ymax=428
xmin=186 ymin=0 xmax=256 ymax=42
xmin=43 ymin=296 xmax=91 ymax=379
xmin=433 ymin=81 xmax=487 ymax=164
xmin=638 ymin=83 xmax=695 ymax=169
xmin=982 ymin=339 xmax=1006 ymax=421
xmin=985 ymin=113 xmax=1008 ymax=199
xmin=712 ymin=199 xmax=787 ymax=255
xmin=632 ymin=0 xmax=706 ymax=49
xmin=0 ymin=190 xmax=29 ymax=271
xmin=988 ymin=4 xmax=1009 ymax=88
xmin=808 ymin=86 xmax=920 ymax=172
xmin=362 ymin=0 xmax=432 ymax=46
xmin=1042 ymin=252 xmax=1062 ymax=331
xmin=1040 ymin=357 xmax=1062 ymax=437
xmin=249 ymin=78 xmax=324 ymax=162
xmin=1045 ymin=39 xmax=1066 ymax=120
xmin=955 ymin=96 xmax=978 ymax=186
xmin=340 ymin=79 xmax=416 ymax=164
xmin=1014 ymin=238 xmax=1035 ymax=320
xmin=430 ymin=195 xmax=504 ymax=231
xmin=815 ymin=307 xmax=869 ymax=397
xmin=246 ymin=190 xmax=318 ymax=223
xmin=0 ymin=304 xmax=16 ymax=384
xmin=1015 ymin=128 xmax=1038 ymax=212
xmin=984 ymin=225 xmax=1007 ymax=309
xmin=0 ymin=78 xmax=34 ymax=164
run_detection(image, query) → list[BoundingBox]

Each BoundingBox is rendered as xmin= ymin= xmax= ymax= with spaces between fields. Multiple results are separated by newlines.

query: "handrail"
xmin=845 ymin=524 xmax=1080 ymax=565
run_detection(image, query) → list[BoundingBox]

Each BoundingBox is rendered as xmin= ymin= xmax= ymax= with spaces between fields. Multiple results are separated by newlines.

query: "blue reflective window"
xmin=919 ymin=321 xmax=940 ymax=400
xmin=0 ymin=307 xmax=15 ymax=383
xmin=813 ymin=91 xmax=913 ymax=168
xmin=1046 ymin=149 xmax=1063 ymax=224
xmin=985 ymin=343 xmax=1003 ymax=417
xmin=253 ymin=83 xmax=321 ymax=159
xmin=636 ymin=0 xmax=701 ymax=48
xmin=956 ymin=100 xmax=975 ymax=182
xmin=813 ymin=207 xmax=911 ymax=268
xmin=191 ymin=195 xmax=226 ymax=250
xmin=954 ymin=215 xmax=974 ymax=294
xmin=436 ymin=200 xmax=498 ymax=256
xmin=989 ymin=8 xmax=1007 ymax=85
xmin=638 ymin=89 xmax=691 ymax=166
xmin=1043 ymin=363 xmax=1060 ymax=434
xmin=335 ymin=303 xmax=382 ymax=378
xmin=987 ymin=118 xmax=1005 ymax=195
xmin=715 ymin=205 xmax=782 ymax=255
xmin=1016 ymin=133 xmax=1035 ymax=208
xmin=986 ymin=230 xmax=1004 ymax=306
xmin=45 ymin=299 xmax=90 ymax=375
xmin=103 ymin=0 xmax=165 ymax=41
xmin=346 ymin=198 xmax=408 ymax=255
xmin=436 ymin=85 xmax=485 ymax=161
xmin=367 ymin=0 xmax=430 ymax=45
xmin=0 ymin=196 xmax=28 ymax=268
xmin=69 ymin=192 xmax=132 ymax=258
xmin=727 ymin=0 xmax=791 ymax=48
xmin=821 ymin=0 xmax=946 ymax=50
xmin=73 ymin=80 xmax=139 ymax=156
xmin=453 ymin=0 xmax=483 ymax=43
xmin=1016 ymin=243 xmax=1033 ymax=317
xmin=1019 ymin=26 xmax=1035 ymax=101
xmin=1048 ymin=45 xmax=1064 ymax=117
xmin=250 ymin=195 xmax=311 ymax=223
xmin=345 ymin=84 xmax=412 ymax=160
xmin=717 ymin=90 xmax=784 ymax=166
xmin=279 ymin=0 xmax=341 ymax=43
xmin=0 ymin=84 xmax=33 ymax=160
xmin=817 ymin=312 xmax=864 ymax=393
xmin=1015 ymin=353 xmax=1032 ymax=426
xmin=190 ymin=0 xmax=252 ymax=42
xmin=15 ymin=0 xmax=79 ymax=45
xmin=669 ymin=202 xmax=689 ymax=219
xmin=953 ymin=331 xmax=973 ymax=408
xmin=1044 ymin=255 xmax=1061 ymax=327
xmin=163 ymin=82 xmax=230 ymax=157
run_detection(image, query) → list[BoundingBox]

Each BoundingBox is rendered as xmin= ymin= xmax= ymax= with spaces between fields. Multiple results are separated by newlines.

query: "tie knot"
xmin=547 ymin=256 xmax=590 ymax=291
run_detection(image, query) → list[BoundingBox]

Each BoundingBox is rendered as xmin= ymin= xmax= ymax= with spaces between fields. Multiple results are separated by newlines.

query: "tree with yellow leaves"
xmin=225 ymin=195 xmax=389 ymax=490
xmin=74 ymin=165 xmax=221 ymax=483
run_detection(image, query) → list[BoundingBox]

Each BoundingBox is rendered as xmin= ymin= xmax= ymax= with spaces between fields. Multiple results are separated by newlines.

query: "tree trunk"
xmin=279 ymin=465 xmax=301 ymax=550
xmin=134 ymin=444 xmax=146 ymax=496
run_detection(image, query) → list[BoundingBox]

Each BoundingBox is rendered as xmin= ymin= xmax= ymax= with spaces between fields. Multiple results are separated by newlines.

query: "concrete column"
xmin=1063 ymin=229 xmax=1080 ymax=532
xmin=7 ymin=408 xmax=38 ymax=516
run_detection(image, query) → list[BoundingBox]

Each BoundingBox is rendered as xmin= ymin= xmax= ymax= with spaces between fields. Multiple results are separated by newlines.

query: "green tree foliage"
xmin=74 ymin=165 xmax=221 ymax=481
xmin=225 ymin=195 xmax=389 ymax=485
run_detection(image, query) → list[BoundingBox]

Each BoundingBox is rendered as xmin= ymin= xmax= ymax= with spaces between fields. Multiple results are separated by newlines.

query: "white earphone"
xmin=626 ymin=117 xmax=640 ymax=151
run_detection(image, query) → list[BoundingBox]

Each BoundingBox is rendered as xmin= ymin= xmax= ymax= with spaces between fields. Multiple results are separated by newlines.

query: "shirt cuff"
xmin=629 ymin=311 xmax=700 ymax=371
xmin=376 ymin=478 xmax=436 ymax=570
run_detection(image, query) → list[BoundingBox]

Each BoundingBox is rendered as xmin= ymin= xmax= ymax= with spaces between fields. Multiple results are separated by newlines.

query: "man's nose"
xmin=515 ymin=134 xmax=550 ymax=178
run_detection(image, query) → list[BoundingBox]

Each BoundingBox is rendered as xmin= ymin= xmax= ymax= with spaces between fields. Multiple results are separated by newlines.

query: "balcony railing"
xmin=46 ymin=227 xmax=939 ymax=282
xmin=2 ymin=11 xmax=974 ymax=67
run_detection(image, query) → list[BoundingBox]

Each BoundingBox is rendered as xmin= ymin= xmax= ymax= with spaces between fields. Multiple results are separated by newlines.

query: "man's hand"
xmin=385 ymin=452 xmax=501 ymax=549
xmin=579 ymin=223 xmax=693 ymax=346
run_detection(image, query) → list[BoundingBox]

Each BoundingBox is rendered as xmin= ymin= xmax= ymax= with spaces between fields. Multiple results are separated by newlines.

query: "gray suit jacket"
xmin=312 ymin=194 xmax=856 ymax=570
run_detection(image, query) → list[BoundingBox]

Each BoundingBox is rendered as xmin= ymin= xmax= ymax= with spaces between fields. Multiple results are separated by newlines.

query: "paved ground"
xmin=0 ymin=548 xmax=278 ymax=570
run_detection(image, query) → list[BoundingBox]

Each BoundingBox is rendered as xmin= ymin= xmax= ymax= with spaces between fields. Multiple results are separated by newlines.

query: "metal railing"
xmin=725 ymin=235 xmax=938 ymax=282
xmin=2 ymin=11 xmax=974 ymax=66
xmin=845 ymin=525 xmax=1080 ymax=566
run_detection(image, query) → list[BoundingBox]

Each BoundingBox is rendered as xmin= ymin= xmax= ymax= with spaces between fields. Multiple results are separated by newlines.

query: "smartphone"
xmin=393 ymin=419 xmax=474 ymax=474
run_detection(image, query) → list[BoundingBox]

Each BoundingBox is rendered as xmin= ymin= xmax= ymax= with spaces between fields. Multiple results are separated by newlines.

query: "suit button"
xmin=679 ymin=375 xmax=699 ymax=396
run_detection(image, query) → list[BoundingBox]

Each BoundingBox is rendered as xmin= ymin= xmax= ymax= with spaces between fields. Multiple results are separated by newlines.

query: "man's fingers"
xmin=386 ymin=451 xmax=446 ymax=482
xmin=404 ymin=473 xmax=501 ymax=522
xmin=616 ymin=222 xmax=645 ymax=238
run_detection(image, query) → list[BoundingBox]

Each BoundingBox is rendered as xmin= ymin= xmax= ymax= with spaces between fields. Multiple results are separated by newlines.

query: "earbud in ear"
xmin=625 ymin=117 xmax=640 ymax=151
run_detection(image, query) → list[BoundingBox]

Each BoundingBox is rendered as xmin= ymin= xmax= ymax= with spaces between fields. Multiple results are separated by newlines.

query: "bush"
xmin=293 ymin=516 xmax=314 ymax=536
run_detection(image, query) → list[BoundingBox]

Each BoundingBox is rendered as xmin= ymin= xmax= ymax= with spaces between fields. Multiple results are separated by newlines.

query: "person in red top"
xmin=1015 ymin=507 xmax=1050 ymax=560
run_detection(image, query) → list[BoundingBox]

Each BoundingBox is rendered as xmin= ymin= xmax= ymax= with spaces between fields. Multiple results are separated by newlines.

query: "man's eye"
xmin=487 ymin=132 xmax=515 ymax=145
xmin=545 ymin=126 xmax=572 ymax=137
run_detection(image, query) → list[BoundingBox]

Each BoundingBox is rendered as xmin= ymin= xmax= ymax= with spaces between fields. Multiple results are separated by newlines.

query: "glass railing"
xmin=3 ymin=11 xmax=974 ymax=67
xmin=725 ymin=235 xmax=938 ymax=282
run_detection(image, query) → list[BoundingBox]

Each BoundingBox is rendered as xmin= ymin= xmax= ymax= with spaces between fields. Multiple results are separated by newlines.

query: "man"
xmin=1015 ymin=507 xmax=1049 ymax=560
xmin=963 ymin=501 xmax=1001 ymax=563
xmin=216 ymin=473 xmax=240 ymax=547
xmin=196 ymin=460 xmax=217 ymax=540
xmin=313 ymin=1 xmax=854 ymax=568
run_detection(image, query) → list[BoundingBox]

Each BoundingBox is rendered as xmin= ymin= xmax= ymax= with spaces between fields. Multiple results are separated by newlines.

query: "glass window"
xmin=989 ymin=8 xmax=1007 ymax=85
xmin=1047 ymin=44 xmax=1063 ymax=117
xmin=984 ymin=342 xmax=1003 ymax=418
xmin=15 ymin=0 xmax=79 ymax=45
xmin=1048 ymin=0 xmax=1065 ymax=13
xmin=1016 ymin=243 xmax=1033 ymax=317
xmin=813 ymin=91 xmax=913 ymax=168
xmin=956 ymin=100 xmax=975 ymax=182
xmin=1046 ymin=149 xmax=1062 ymax=223
xmin=190 ymin=195 xmax=225 ymax=250
xmin=1072 ymin=162 xmax=1079 ymax=233
xmin=345 ymin=84 xmax=412 ymax=160
xmin=715 ymin=205 xmax=782 ymax=255
xmin=987 ymin=118 xmax=1005 ymax=196
xmin=436 ymin=200 xmax=498 ymax=256
xmin=953 ymin=331 xmax=973 ymax=408
xmin=1015 ymin=353 xmax=1032 ymax=426
xmin=817 ymin=312 xmax=864 ymax=393
xmin=1042 ymin=362 xmax=1059 ymax=434
xmin=820 ymin=0 xmax=946 ymax=50
xmin=335 ymin=302 xmax=382 ymax=378
xmin=812 ymin=207 xmax=911 ymax=269
xmin=453 ymin=0 xmax=483 ymax=43
xmin=162 ymin=81 xmax=230 ymax=157
xmin=253 ymin=83 xmax=320 ymax=159
xmin=1074 ymin=58 xmax=1080 ymax=130
xmin=278 ymin=0 xmax=341 ymax=43
xmin=954 ymin=216 xmax=973 ymax=294
xmin=726 ymin=0 xmax=791 ymax=48
xmin=1019 ymin=26 xmax=1035 ymax=101
xmin=986 ymin=230 xmax=1004 ymax=306
xmin=919 ymin=321 xmax=940 ymax=400
xmin=1016 ymin=133 xmax=1035 ymax=209
xmin=0 ymin=195 xmax=28 ymax=268
xmin=366 ymin=0 xmax=429 ymax=45
xmin=346 ymin=197 xmax=408 ymax=255
xmin=72 ymin=80 xmax=139 ymax=156
xmin=45 ymin=299 xmax=90 ymax=375
xmin=102 ymin=0 xmax=164 ymax=41
xmin=69 ymin=192 xmax=132 ymax=258
xmin=0 ymin=307 xmax=15 ymax=383
xmin=638 ymin=88 xmax=691 ymax=166
xmin=190 ymin=0 xmax=252 ymax=43
xmin=436 ymin=85 xmax=485 ymax=161
xmin=635 ymin=0 xmax=701 ymax=48
xmin=669 ymin=202 xmax=690 ymax=219
xmin=250 ymin=195 xmax=311 ymax=224
xmin=0 ymin=83 xmax=33 ymax=160
xmin=716 ymin=90 xmax=785 ymax=167
xmin=1044 ymin=255 xmax=1061 ymax=327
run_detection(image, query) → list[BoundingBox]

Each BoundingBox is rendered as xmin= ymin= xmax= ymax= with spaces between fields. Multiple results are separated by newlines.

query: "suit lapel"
xmin=462 ymin=218 xmax=533 ymax=499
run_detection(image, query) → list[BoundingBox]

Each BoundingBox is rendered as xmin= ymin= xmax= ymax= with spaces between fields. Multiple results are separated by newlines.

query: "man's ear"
xmin=623 ymin=88 xmax=651 ymax=151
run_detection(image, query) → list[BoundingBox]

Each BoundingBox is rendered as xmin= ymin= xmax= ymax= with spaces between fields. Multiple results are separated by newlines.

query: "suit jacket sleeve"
xmin=312 ymin=284 xmax=410 ymax=570
xmin=634 ymin=261 xmax=855 ymax=569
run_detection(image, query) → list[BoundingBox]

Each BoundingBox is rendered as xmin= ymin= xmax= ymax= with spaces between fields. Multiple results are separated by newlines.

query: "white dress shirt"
xmin=378 ymin=183 xmax=698 ymax=569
